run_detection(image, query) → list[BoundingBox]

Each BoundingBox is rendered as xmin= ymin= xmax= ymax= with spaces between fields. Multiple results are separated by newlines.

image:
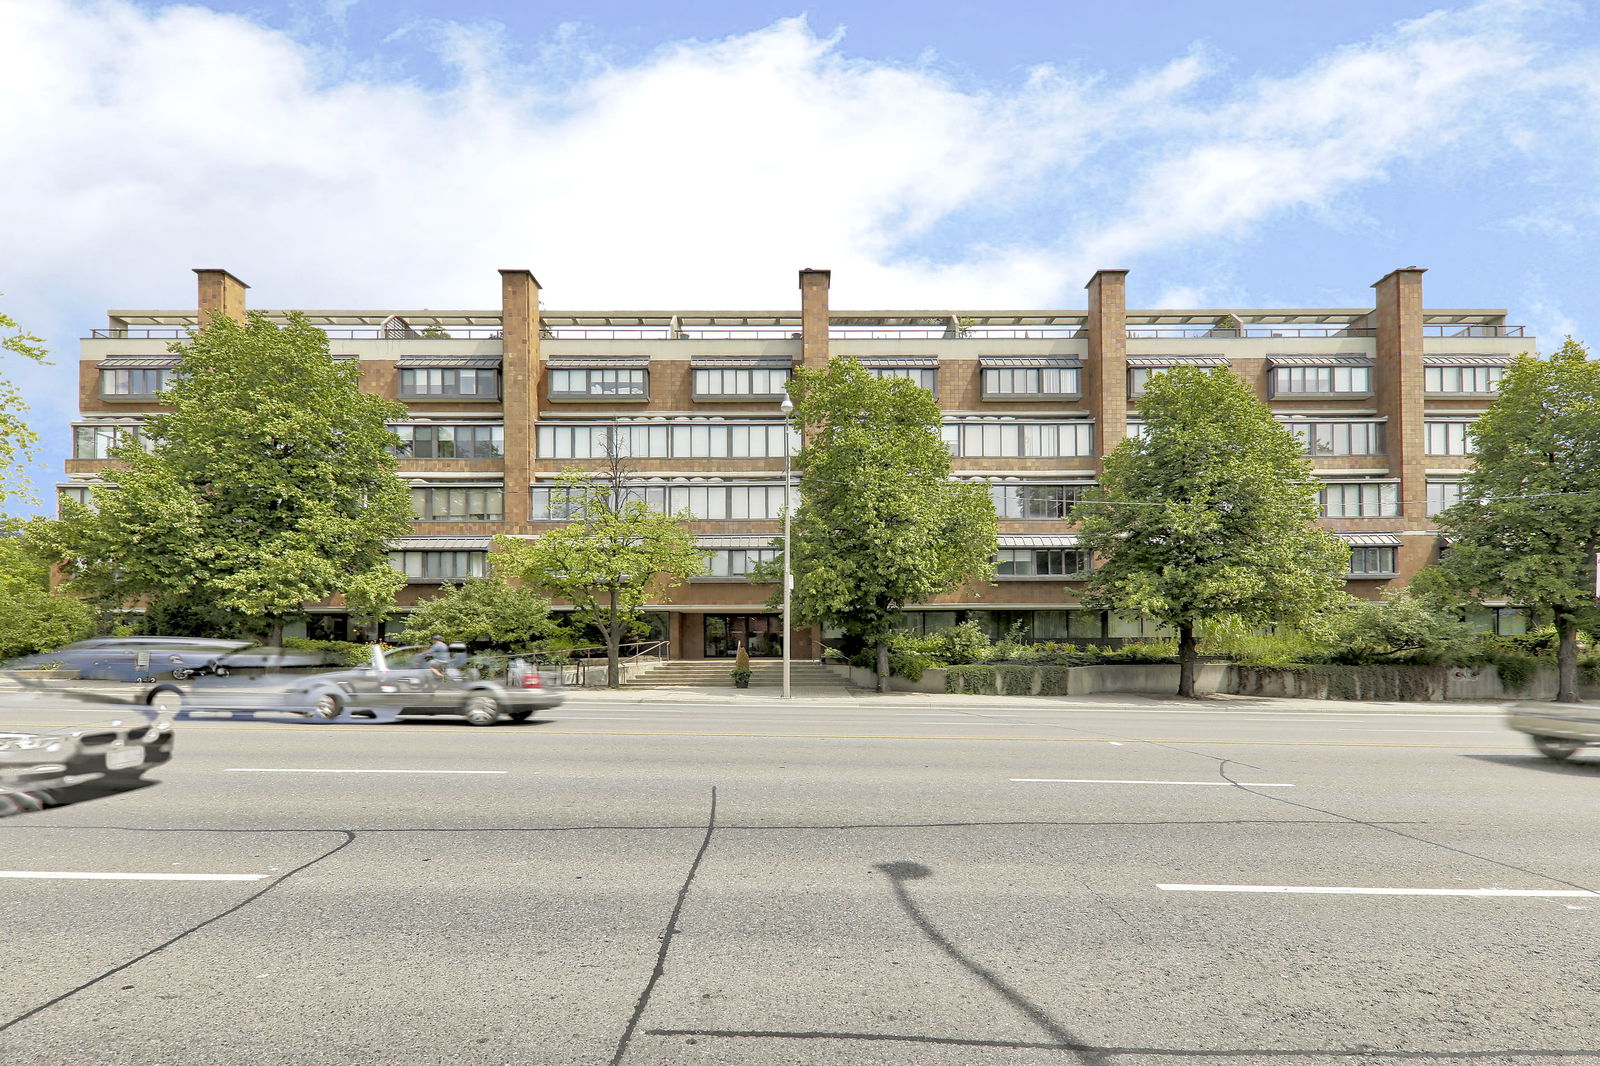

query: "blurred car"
xmin=142 ymin=647 xmax=348 ymax=719
xmin=0 ymin=719 xmax=174 ymax=816
xmin=6 ymin=637 xmax=253 ymax=682
xmin=1506 ymin=703 xmax=1600 ymax=761
xmin=144 ymin=644 xmax=564 ymax=725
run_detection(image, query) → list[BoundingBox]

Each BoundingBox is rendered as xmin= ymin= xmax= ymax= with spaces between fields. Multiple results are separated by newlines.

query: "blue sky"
xmin=2 ymin=0 xmax=1598 ymax=515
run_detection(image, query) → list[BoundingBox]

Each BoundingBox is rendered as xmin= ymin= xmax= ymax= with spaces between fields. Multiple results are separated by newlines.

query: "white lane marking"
xmin=223 ymin=768 xmax=509 ymax=775
xmin=1337 ymin=723 xmax=1497 ymax=729
xmin=550 ymin=716 xmax=641 ymax=721
xmin=1012 ymin=778 xmax=1294 ymax=787
xmin=896 ymin=713 xmax=975 ymax=717
xmin=1158 ymin=884 xmax=1600 ymax=897
xmin=0 ymin=871 xmax=266 ymax=882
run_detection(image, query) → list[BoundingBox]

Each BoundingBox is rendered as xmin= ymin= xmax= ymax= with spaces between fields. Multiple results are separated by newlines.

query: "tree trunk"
xmin=1556 ymin=615 xmax=1579 ymax=704
xmin=876 ymin=642 xmax=889 ymax=693
xmin=1178 ymin=622 xmax=1197 ymax=699
xmin=606 ymin=585 xmax=622 ymax=688
xmin=269 ymin=620 xmax=285 ymax=647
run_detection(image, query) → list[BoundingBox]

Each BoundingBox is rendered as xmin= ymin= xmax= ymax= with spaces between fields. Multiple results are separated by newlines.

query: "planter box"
xmin=4 ymin=668 xmax=81 ymax=680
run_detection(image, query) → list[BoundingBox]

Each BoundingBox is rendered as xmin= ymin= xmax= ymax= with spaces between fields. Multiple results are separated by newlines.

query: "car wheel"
xmin=213 ymin=666 xmax=229 ymax=677
xmin=508 ymin=710 xmax=533 ymax=723
xmin=1533 ymin=735 xmax=1584 ymax=762
xmin=463 ymin=695 xmax=501 ymax=726
xmin=313 ymin=692 xmax=344 ymax=720
xmin=170 ymin=668 xmax=191 ymax=681
xmin=147 ymin=689 xmax=183 ymax=715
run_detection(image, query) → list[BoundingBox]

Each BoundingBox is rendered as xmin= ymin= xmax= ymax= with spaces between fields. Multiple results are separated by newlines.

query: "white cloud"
xmin=0 ymin=0 xmax=1596 ymax=508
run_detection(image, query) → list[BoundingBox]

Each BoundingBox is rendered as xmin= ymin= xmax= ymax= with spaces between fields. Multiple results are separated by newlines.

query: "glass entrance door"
xmin=703 ymin=614 xmax=783 ymax=658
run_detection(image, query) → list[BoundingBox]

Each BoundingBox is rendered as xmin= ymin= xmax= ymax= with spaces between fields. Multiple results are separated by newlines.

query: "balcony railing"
xmin=1127 ymin=326 xmax=1377 ymax=339
xmin=1422 ymin=325 xmax=1524 ymax=338
xmin=91 ymin=327 xmax=507 ymax=340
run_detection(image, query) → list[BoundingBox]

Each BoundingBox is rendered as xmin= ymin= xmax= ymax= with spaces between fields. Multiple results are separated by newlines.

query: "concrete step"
xmin=625 ymin=661 xmax=848 ymax=688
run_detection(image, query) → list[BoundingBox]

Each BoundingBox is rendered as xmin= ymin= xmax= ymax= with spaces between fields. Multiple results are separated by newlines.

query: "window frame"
xmin=692 ymin=367 xmax=791 ymax=400
xmin=1347 ymin=546 xmax=1399 ymax=577
xmin=409 ymin=485 xmax=505 ymax=522
xmin=980 ymin=366 xmax=1081 ymax=400
xmin=397 ymin=367 xmax=502 ymax=400
xmin=392 ymin=423 xmax=505 ymax=460
xmin=387 ymin=550 xmax=488 ymax=582
xmin=1269 ymin=364 xmax=1373 ymax=397
xmin=993 ymin=548 xmax=1092 ymax=578
xmin=1318 ymin=480 xmax=1400 ymax=518
xmin=547 ymin=367 xmax=650 ymax=401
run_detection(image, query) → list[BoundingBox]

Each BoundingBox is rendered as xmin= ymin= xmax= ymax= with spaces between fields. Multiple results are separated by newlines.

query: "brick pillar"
xmin=1372 ymin=267 xmax=1427 ymax=524
xmin=194 ymin=269 xmax=248 ymax=326
xmin=1085 ymin=269 xmax=1129 ymax=469
xmin=799 ymin=268 xmax=831 ymax=369
xmin=500 ymin=269 xmax=541 ymax=535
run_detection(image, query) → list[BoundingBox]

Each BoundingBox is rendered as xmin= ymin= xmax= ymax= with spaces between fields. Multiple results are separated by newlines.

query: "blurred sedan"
xmin=7 ymin=637 xmax=252 ymax=682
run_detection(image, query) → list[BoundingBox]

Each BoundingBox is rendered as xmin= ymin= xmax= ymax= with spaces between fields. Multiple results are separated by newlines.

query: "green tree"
xmin=1430 ymin=339 xmax=1600 ymax=703
xmin=0 ymin=297 xmax=50 ymax=507
xmin=0 ymin=519 xmax=94 ymax=659
xmin=1077 ymin=365 xmax=1349 ymax=697
xmin=781 ymin=358 xmax=997 ymax=691
xmin=343 ymin=564 xmax=408 ymax=642
xmin=495 ymin=473 xmax=705 ymax=686
xmin=398 ymin=576 xmax=554 ymax=648
xmin=47 ymin=312 xmax=413 ymax=643
xmin=1317 ymin=589 xmax=1476 ymax=664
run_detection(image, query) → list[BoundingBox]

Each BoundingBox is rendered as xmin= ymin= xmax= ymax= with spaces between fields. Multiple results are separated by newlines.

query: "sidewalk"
xmin=564 ymin=682 xmax=1515 ymax=715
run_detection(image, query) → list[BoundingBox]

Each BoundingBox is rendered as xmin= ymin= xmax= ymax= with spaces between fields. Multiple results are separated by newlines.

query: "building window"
xmin=701 ymin=549 xmax=779 ymax=578
xmin=531 ymin=481 xmax=790 ymax=521
xmin=693 ymin=368 xmax=789 ymax=398
xmin=940 ymin=420 xmax=1092 ymax=457
xmin=1425 ymin=420 xmax=1476 ymax=455
xmin=1466 ymin=607 xmax=1528 ymax=636
xmin=1271 ymin=365 xmax=1372 ymax=395
xmin=99 ymin=368 xmax=173 ymax=398
xmin=994 ymin=549 xmax=1091 ymax=577
xmin=1284 ymin=420 xmax=1385 ymax=456
xmin=980 ymin=367 xmax=1080 ymax=398
xmin=393 ymin=423 xmax=503 ymax=459
xmin=1348 ymin=546 xmax=1398 ymax=576
xmin=549 ymin=368 xmax=648 ymax=398
xmin=73 ymin=423 xmax=146 ymax=459
xmin=1319 ymin=481 xmax=1399 ymax=518
xmin=398 ymin=368 xmax=500 ymax=398
xmin=387 ymin=550 xmax=487 ymax=581
xmin=537 ymin=421 xmax=790 ymax=460
xmin=1126 ymin=420 xmax=1149 ymax=441
xmin=410 ymin=486 xmax=504 ymax=521
xmin=1426 ymin=365 xmax=1502 ymax=394
xmin=867 ymin=366 xmax=937 ymax=391
xmin=1426 ymin=480 xmax=1464 ymax=516
xmin=989 ymin=482 xmax=1091 ymax=519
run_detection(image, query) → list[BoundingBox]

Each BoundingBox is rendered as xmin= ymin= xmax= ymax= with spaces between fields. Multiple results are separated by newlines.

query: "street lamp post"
xmin=780 ymin=396 xmax=794 ymax=700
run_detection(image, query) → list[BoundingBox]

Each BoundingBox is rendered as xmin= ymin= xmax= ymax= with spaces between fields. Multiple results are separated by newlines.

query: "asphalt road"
xmin=2 ymin=690 xmax=1597 ymax=1066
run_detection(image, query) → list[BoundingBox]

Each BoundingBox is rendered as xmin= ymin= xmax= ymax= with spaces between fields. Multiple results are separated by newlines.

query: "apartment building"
xmin=63 ymin=266 xmax=1533 ymax=657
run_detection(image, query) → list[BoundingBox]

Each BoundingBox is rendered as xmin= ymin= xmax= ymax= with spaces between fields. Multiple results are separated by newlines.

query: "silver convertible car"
xmin=1506 ymin=703 xmax=1600 ymax=762
xmin=145 ymin=644 xmax=565 ymax=726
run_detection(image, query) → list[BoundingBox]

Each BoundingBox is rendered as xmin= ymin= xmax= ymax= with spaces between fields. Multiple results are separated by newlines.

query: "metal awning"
xmin=1267 ymin=355 xmax=1373 ymax=368
xmin=695 ymin=535 xmax=779 ymax=549
xmin=395 ymin=356 xmax=502 ymax=369
xmin=998 ymin=534 xmax=1082 ymax=549
xmin=1334 ymin=533 xmax=1402 ymax=547
xmin=547 ymin=356 xmax=652 ymax=369
xmin=387 ymin=536 xmax=493 ymax=550
xmin=689 ymin=357 xmax=794 ymax=370
xmin=1423 ymin=354 xmax=1512 ymax=366
xmin=978 ymin=356 xmax=1082 ymax=368
xmin=1125 ymin=355 xmax=1229 ymax=368
xmin=853 ymin=355 xmax=938 ymax=367
xmin=97 ymin=356 xmax=178 ymax=368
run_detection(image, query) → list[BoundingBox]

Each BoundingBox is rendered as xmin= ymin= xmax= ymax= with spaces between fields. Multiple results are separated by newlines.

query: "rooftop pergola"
xmin=105 ymin=307 xmax=1510 ymax=330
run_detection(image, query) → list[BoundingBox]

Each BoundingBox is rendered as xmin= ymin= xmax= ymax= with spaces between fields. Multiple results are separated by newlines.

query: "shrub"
xmin=0 ymin=590 xmax=96 ymax=660
xmin=1320 ymin=591 xmax=1475 ymax=665
xmin=281 ymin=637 xmax=370 ymax=667
xmin=944 ymin=664 xmax=998 ymax=694
xmin=1099 ymin=641 xmax=1179 ymax=664
xmin=930 ymin=622 xmax=990 ymax=665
